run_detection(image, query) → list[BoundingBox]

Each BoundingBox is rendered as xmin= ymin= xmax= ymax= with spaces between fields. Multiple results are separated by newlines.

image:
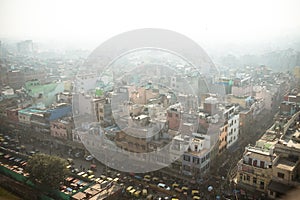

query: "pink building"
xmin=167 ymin=104 xmax=182 ymax=131
xmin=50 ymin=118 xmax=74 ymax=140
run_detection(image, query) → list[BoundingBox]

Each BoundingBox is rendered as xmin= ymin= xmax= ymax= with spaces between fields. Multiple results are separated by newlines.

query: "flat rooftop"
xmin=274 ymin=157 xmax=297 ymax=171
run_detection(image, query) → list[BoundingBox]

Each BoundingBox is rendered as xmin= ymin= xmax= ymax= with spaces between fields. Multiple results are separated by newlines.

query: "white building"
xmin=222 ymin=104 xmax=240 ymax=149
xmin=181 ymin=133 xmax=211 ymax=178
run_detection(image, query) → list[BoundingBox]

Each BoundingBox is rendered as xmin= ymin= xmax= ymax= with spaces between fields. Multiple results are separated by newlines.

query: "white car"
xmin=85 ymin=155 xmax=94 ymax=161
xmin=157 ymin=183 xmax=171 ymax=190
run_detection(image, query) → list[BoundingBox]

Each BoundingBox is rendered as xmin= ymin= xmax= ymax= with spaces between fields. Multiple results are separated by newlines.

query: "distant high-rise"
xmin=17 ymin=40 xmax=33 ymax=54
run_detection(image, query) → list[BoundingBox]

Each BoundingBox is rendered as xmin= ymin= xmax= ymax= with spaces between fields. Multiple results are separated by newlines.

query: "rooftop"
xmin=245 ymin=151 xmax=274 ymax=162
xmin=274 ymin=157 xmax=297 ymax=171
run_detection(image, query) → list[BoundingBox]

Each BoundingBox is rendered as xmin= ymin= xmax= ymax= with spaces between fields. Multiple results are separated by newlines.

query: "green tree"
xmin=26 ymin=153 xmax=68 ymax=189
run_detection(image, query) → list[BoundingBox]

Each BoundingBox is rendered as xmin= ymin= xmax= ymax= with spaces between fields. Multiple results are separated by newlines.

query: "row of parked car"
xmin=133 ymin=173 xmax=201 ymax=199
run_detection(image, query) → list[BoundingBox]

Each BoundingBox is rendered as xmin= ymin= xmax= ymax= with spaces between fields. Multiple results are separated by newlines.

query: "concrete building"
xmin=268 ymin=156 xmax=299 ymax=199
xmin=254 ymin=85 xmax=276 ymax=111
xmin=50 ymin=117 xmax=74 ymax=140
xmin=239 ymin=109 xmax=254 ymax=138
xmin=167 ymin=103 xmax=182 ymax=131
xmin=130 ymin=86 xmax=159 ymax=105
xmin=182 ymin=133 xmax=211 ymax=178
xmin=232 ymin=76 xmax=253 ymax=97
xmin=18 ymin=103 xmax=72 ymax=129
xmin=25 ymin=79 xmax=64 ymax=107
xmin=93 ymin=97 xmax=113 ymax=126
xmin=222 ymin=104 xmax=240 ymax=149
xmin=237 ymin=110 xmax=300 ymax=197
xmin=237 ymin=144 xmax=276 ymax=193
xmin=203 ymin=96 xmax=218 ymax=115
xmin=74 ymin=73 xmax=98 ymax=93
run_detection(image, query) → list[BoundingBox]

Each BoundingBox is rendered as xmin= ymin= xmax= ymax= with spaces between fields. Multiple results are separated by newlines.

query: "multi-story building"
xmin=237 ymin=109 xmax=300 ymax=197
xmin=50 ymin=117 xmax=74 ymax=140
xmin=268 ymin=111 xmax=300 ymax=198
xmin=93 ymin=97 xmax=113 ymax=126
xmin=18 ymin=103 xmax=72 ymax=131
xmin=222 ymin=104 xmax=240 ymax=149
xmin=24 ymin=79 xmax=64 ymax=107
xmin=232 ymin=76 xmax=253 ymax=97
xmin=268 ymin=156 xmax=300 ymax=199
xmin=182 ymin=133 xmax=211 ymax=178
xmin=237 ymin=144 xmax=276 ymax=193
xmin=167 ymin=103 xmax=182 ymax=131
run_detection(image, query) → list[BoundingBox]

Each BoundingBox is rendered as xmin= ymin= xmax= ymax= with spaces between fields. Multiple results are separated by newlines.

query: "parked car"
xmin=157 ymin=183 xmax=170 ymax=190
xmin=85 ymin=155 xmax=94 ymax=161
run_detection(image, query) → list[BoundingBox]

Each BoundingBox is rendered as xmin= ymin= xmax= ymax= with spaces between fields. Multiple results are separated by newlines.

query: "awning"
xmin=268 ymin=180 xmax=294 ymax=194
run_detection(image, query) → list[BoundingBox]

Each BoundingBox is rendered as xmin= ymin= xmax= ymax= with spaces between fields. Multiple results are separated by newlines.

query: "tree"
xmin=26 ymin=153 xmax=68 ymax=189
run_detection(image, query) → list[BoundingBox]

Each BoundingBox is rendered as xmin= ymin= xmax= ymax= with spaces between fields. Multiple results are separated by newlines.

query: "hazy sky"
xmin=1 ymin=0 xmax=300 ymax=51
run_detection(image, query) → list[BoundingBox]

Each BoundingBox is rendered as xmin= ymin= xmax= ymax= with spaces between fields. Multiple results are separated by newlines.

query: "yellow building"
xmin=237 ymin=145 xmax=275 ymax=193
xmin=268 ymin=156 xmax=300 ymax=199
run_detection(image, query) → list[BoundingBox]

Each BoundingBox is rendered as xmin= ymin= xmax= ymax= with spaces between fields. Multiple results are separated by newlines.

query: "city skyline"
xmin=1 ymin=0 xmax=300 ymax=53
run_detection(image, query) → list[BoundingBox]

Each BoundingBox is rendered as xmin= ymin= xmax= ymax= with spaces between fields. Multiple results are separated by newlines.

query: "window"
xmin=253 ymin=177 xmax=257 ymax=184
xmin=248 ymin=158 xmax=252 ymax=165
xmin=260 ymin=181 xmax=264 ymax=189
xmin=193 ymin=157 xmax=199 ymax=164
xmin=183 ymin=155 xmax=190 ymax=162
xmin=246 ymin=175 xmax=250 ymax=181
xmin=201 ymin=157 xmax=205 ymax=163
xmin=206 ymin=153 xmax=210 ymax=159
xmin=253 ymin=160 xmax=257 ymax=167
xmin=278 ymin=172 xmax=285 ymax=179
xmin=260 ymin=161 xmax=265 ymax=168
